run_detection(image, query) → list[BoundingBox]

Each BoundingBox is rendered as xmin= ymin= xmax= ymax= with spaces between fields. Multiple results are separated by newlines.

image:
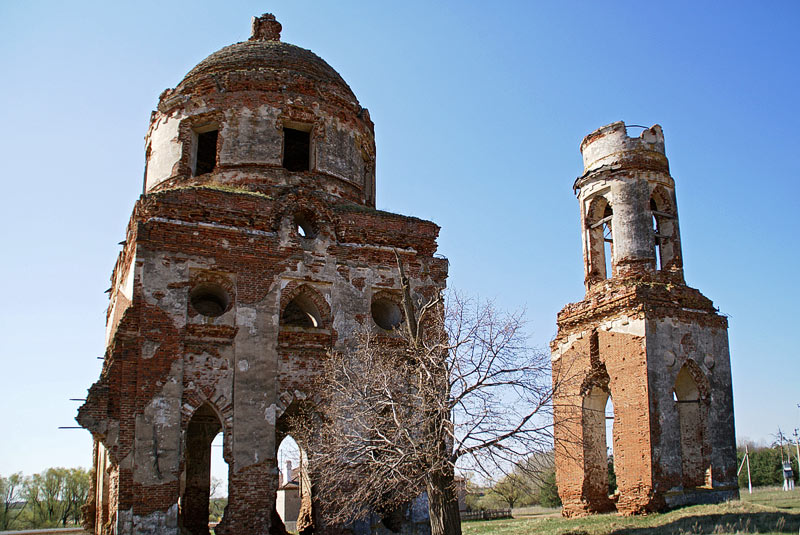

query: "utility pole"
xmin=779 ymin=429 xmax=787 ymax=491
xmin=746 ymin=443 xmax=752 ymax=494
xmin=779 ymin=428 xmax=795 ymax=491
xmin=738 ymin=443 xmax=752 ymax=494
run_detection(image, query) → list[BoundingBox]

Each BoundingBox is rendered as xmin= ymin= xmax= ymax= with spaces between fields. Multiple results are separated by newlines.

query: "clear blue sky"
xmin=1 ymin=1 xmax=798 ymax=479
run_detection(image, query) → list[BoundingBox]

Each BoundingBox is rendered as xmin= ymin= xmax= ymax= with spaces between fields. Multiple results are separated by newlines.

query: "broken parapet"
xmin=579 ymin=121 xmax=668 ymax=176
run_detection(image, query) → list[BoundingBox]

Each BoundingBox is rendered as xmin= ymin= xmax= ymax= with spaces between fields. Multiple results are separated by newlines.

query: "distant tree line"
xmin=0 ymin=467 xmax=91 ymax=530
xmin=474 ymin=443 xmax=800 ymax=512
xmin=467 ymin=453 xmax=624 ymax=511
xmin=463 ymin=452 xmax=564 ymax=511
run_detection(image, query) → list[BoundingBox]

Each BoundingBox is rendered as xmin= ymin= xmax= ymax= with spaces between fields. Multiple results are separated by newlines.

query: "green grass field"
xmin=462 ymin=488 xmax=800 ymax=535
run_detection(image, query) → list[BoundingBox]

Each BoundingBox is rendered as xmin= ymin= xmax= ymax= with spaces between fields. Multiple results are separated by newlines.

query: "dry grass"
xmin=462 ymin=488 xmax=800 ymax=535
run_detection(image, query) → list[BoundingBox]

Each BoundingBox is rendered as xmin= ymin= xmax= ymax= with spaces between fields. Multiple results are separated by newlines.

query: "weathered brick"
xmin=78 ymin=14 xmax=445 ymax=535
xmin=552 ymin=122 xmax=737 ymax=517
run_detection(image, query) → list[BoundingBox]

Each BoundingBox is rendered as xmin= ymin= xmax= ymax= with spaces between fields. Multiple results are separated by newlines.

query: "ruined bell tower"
xmin=551 ymin=122 xmax=737 ymax=516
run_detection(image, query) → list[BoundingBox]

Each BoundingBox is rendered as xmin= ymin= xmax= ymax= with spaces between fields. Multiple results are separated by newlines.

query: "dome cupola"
xmin=143 ymin=14 xmax=376 ymax=206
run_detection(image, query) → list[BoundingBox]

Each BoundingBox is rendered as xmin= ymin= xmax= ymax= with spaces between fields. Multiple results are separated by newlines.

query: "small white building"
xmin=277 ymin=460 xmax=301 ymax=530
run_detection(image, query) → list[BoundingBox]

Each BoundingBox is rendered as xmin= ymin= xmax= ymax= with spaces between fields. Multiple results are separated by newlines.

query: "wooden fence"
xmin=459 ymin=508 xmax=512 ymax=521
xmin=0 ymin=529 xmax=86 ymax=535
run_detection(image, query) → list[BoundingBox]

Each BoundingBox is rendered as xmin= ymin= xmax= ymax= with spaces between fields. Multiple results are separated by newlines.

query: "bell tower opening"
xmin=651 ymin=199 xmax=662 ymax=271
xmin=603 ymin=205 xmax=613 ymax=280
xmin=649 ymin=186 xmax=679 ymax=274
xmin=586 ymin=195 xmax=613 ymax=282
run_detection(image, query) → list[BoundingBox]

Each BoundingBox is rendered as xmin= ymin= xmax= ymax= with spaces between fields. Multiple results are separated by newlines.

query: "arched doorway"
xmin=275 ymin=400 xmax=317 ymax=535
xmin=209 ymin=431 xmax=227 ymax=525
xmin=276 ymin=435 xmax=302 ymax=531
xmin=605 ymin=397 xmax=616 ymax=495
xmin=674 ymin=364 xmax=710 ymax=488
xmin=181 ymin=403 xmax=227 ymax=535
xmin=583 ymin=386 xmax=616 ymax=508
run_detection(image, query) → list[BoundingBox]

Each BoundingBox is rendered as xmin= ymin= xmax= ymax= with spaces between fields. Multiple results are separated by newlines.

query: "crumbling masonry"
xmin=78 ymin=15 xmax=446 ymax=535
xmin=551 ymin=122 xmax=738 ymax=516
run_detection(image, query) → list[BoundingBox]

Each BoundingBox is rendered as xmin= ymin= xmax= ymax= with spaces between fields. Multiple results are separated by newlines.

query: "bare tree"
xmin=292 ymin=256 xmax=556 ymax=535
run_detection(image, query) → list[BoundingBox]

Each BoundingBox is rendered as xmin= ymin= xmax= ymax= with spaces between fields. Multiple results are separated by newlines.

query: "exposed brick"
xmin=77 ymin=14 xmax=445 ymax=535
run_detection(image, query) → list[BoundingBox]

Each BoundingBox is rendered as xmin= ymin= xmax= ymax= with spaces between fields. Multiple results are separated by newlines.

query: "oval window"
xmin=190 ymin=283 xmax=230 ymax=317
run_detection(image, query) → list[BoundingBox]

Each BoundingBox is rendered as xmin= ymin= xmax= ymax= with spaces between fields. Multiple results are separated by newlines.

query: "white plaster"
xmin=117 ymin=509 xmax=133 ymax=535
xmin=105 ymin=302 xmax=119 ymax=345
xmin=554 ymin=316 xmax=643 ymax=361
xmin=236 ymin=306 xmax=258 ymax=334
xmin=121 ymin=253 xmax=136 ymax=300
xmin=219 ymin=104 xmax=282 ymax=166
xmin=265 ymin=404 xmax=277 ymax=424
xmin=146 ymin=113 xmax=185 ymax=192
xmin=339 ymin=242 xmax=418 ymax=254
xmin=129 ymin=503 xmax=179 ymax=534
xmin=581 ymin=123 xmax=664 ymax=173
xmin=147 ymin=216 xmax=277 ymax=238
xmin=552 ymin=329 xmax=588 ymax=362
xmin=602 ymin=315 xmax=645 ymax=337
xmin=105 ymin=252 xmax=138 ymax=345
xmin=141 ymin=340 xmax=160 ymax=360
xmin=151 ymin=397 xmax=171 ymax=426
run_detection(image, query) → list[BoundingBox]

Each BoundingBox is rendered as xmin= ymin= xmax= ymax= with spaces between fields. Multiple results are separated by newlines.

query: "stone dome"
xmin=157 ymin=13 xmax=361 ymax=114
xmin=145 ymin=14 xmax=376 ymax=207
xmin=174 ymin=40 xmax=358 ymax=105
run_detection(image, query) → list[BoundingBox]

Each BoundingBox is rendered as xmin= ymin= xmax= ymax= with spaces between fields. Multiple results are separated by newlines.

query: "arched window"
xmin=586 ymin=196 xmax=613 ymax=280
xmin=294 ymin=211 xmax=317 ymax=239
xmin=282 ymin=293 xmax=323 ymax=328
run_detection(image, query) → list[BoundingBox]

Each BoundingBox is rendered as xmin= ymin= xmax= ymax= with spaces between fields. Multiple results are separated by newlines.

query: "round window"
xmin=371 ymin=298 xmax=402 ymax=330
xmin=189 ymin=283 xmax=230 ymax=317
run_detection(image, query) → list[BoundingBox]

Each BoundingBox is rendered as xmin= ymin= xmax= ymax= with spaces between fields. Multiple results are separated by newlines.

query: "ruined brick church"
xmin=551 ymin=122 xmax=737 ymax=515
xmin=78 ymin=14 xmax=446 ymax=535
xmin=78 ymin=13 xmax=737 ymax=535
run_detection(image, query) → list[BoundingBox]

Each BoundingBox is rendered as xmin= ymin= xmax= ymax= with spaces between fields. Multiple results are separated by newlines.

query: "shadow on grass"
xmin=609 ymin=510 xmax=800 ymax=534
